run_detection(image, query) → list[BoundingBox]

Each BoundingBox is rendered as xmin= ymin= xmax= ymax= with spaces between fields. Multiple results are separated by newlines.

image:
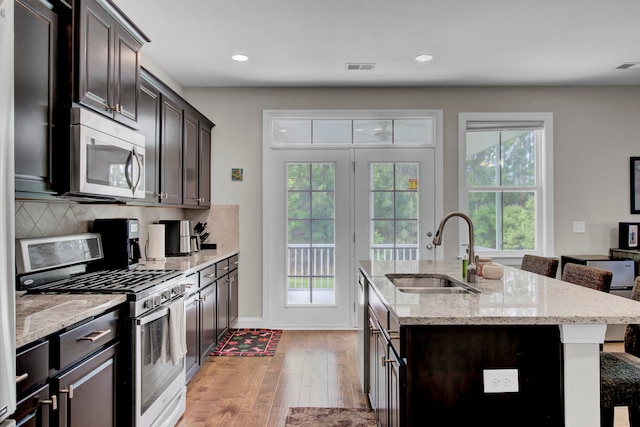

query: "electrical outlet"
xmin=483 ymin=369 xmax=519 ymax=393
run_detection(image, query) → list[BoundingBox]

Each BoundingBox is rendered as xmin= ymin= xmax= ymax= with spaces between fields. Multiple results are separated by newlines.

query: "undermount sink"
xmin=385 ymin=274 xmax=481 ymax=294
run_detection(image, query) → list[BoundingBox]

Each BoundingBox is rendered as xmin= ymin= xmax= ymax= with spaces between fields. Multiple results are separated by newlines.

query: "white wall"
xmin=183 ymin=85 xmax=640 ymax=320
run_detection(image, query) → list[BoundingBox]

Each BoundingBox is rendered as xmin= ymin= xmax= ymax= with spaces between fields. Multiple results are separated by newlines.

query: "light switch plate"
xmin=572 ymin=221 xmax=586 ymax=233
xmin=483 ymin=369 xmax=519 ymax=393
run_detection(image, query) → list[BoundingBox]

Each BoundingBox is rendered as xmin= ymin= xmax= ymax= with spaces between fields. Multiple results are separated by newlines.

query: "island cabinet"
xmin=364 ymin=279 xmax=565 ymax=427
xmin=74 ymin=0 xmax=149 ymax=128
xmin=138 ymin=68 xmax=214 ymax=207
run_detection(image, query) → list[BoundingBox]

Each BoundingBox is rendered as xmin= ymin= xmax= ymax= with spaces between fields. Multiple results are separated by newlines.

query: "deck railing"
xmin=287 ymin=244 xmax=418 ymax=289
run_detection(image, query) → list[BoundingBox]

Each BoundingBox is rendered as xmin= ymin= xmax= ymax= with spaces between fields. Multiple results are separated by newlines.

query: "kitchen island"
xmin=359 ymin=259 xmax=640 ymax=427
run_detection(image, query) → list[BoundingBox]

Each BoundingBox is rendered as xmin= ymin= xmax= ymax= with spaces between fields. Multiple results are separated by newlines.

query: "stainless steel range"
xmin=16 ymin=233 xmax=187 ymax=427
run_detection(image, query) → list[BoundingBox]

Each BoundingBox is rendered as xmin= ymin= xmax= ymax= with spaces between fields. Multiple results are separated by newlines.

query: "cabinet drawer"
xmin=199 ymin=264 xmax=216 ymax=287
xmin=185 ymin=272 xmax=199 ymax=293
xmin=216 ymin=259 xmax=230 ymax=277
xmin=228 ymin=254 xmax=239 ymax=271
xmin=56 ymin=309 xmax=120 ymax=370
xmin=16 ymin=340 xmax=49 ymax=396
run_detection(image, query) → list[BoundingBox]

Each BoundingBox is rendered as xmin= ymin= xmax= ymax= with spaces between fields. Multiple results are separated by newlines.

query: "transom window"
xmin=268 ymin=111 xmax=437 ymax=146
xmin=458 ymin=113 xmax=554 ymax=259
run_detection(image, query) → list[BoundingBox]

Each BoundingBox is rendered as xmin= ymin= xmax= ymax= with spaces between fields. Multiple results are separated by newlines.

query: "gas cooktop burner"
xmin=27 ymin=269 xmax=183 ymax=295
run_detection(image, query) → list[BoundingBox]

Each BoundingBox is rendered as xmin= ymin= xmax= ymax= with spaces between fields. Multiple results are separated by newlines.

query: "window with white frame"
xmin=458 ymin=113 xmax=554 ymax=258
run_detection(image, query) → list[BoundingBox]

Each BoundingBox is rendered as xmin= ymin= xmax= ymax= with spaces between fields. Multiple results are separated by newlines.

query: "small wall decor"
xmin=618 ymin=222 xmax=640 ymax=249
xmin=631 ymin=157 xmax=640 ymax=213
xmin=232 ymin=168 xmax=243 ymax=182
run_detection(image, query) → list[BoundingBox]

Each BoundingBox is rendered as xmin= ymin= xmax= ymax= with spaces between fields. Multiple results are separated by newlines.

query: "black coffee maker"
xmin=93 ymin=218 xmax=142 ymax=269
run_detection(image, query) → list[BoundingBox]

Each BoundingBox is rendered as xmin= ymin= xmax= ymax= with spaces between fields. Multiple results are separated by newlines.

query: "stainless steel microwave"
xmin=68 ymin=107 xmax=145 ymax=200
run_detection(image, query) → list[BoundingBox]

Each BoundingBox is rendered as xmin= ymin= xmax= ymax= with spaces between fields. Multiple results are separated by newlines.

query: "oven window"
xmin=139 ymin=313 xmax=184 ymax=413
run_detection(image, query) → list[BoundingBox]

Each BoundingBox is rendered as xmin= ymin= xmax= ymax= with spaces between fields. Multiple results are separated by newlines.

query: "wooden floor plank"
xmin=177 ymin=330 xmax=366 ymax=426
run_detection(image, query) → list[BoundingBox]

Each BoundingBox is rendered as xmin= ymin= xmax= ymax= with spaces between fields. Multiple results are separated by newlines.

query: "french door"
xmin=354 ymin=149 xmax=436 ymax=264
xmin=264 ymin=148 xmax=436 ymax=328
xmin=265 ymin=149 xmax=353 ymax=328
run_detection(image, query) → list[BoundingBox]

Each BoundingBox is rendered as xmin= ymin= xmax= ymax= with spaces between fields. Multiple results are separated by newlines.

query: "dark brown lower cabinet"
xmin=200 ymin=283 xmax=217 ymax=362
xmin=51 ymin=342 xmax=119 ymax=427
xmin=185 ymin=291 xmax=200 ymax=381
xmin=228 ymin=268 xmax=238 ymax=328
xmin=12 ymin=383 xmax=52 ymax=427
xmin=216 ymin=278 xmax=229 ymax=342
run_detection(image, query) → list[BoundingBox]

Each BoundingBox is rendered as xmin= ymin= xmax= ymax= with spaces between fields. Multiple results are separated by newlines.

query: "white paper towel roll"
xmin=146 ymin=224 xmax=166 ymax=260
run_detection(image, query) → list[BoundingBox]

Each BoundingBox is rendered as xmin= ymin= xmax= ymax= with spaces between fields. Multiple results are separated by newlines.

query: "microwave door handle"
xmin=131 ymin=147 xmax=143 ymax=194
xmin=124 ymin=151 xmax=134 ymax=191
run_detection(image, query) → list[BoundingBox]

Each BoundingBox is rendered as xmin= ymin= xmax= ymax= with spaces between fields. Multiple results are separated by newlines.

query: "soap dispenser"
xmin=462 ymin=244 xmax=469 ymax=279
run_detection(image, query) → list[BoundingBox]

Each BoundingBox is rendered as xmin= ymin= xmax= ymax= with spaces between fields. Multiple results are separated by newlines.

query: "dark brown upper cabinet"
xmin=139 ymin=68 xmax=214 ymax=208
xmin=75 ymin=0 xmax=149 ymax=129
xmin=14 ymin=0 xmax=65 ymax=198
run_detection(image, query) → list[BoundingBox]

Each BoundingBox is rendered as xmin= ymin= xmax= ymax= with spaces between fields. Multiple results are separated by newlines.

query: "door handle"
xmin=131 ymin=147 xmax=143 ymax=195
xmin=124 ymin=151 xmax=133 ymax=190
xmin=426 ymin=243 xmax=433 ymax=250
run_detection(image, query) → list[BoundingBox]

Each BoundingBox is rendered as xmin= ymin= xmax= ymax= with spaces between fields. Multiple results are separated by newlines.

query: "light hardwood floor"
xmin=176 ymin=330 xmax=368 ymax=426
xmin=177 ymin=331 xmax=631 ymax=427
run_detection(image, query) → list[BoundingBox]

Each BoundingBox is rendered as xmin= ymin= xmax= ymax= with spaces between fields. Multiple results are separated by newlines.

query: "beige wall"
xmin=183 ymin=85 xmax=640 ymax=320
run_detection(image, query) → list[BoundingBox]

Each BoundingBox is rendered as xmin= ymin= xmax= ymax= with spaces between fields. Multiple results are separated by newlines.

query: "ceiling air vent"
xmin=616 ymin=62 xmax=640 ymax=70
xmin=345 ymin=63 xmax=376 ymax=71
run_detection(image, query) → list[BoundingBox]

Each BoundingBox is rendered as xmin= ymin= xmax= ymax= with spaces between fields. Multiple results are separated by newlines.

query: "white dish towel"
xmin=160 ymin=298 xmax=187 ymax=365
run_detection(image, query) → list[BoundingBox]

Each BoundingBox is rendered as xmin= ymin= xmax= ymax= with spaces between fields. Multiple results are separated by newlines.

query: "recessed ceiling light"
xmin=415 ymin=54 xmax=434 ymax=62
xmin=232 ymin=54 xmax=249 ymax=62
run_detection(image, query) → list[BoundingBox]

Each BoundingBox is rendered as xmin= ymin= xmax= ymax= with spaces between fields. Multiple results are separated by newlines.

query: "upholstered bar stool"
xmin=561 ymin=263 xmax=612 ymax=293
xmin=600 ymin=277 xmax=640 ymax=427
xmin=520 ymin=254 xmax=559 ymax=278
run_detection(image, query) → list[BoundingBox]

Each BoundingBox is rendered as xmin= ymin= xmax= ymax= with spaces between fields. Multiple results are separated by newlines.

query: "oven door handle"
xmin=137 ymin=306 xmax=170 ymax=326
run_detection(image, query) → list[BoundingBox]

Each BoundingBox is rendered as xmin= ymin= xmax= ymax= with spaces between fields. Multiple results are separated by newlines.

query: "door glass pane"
xmin=354 ymin=120 xmax=393 ymax=144
xmin=273 ymin=120 xmax=312 ymax=144
xmin=312 ymin=120 xmax=352 ymax=144
xmin=394 ymin=119 xmax=434 ymax=145
xmin=287 ymin=163 xmax=335 ymax=305
xmin=371 ymin=163 xmax=419 ymax=261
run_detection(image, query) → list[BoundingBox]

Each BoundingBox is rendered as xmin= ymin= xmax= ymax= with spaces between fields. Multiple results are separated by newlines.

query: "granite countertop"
xmin=135 ymin=248 xmax=239 ymax=275
xmin=359 ymin=259 xmax=640 ymax=326
xmin=15 ymin=292 xmax=127 ymax=348
xmin=15 ymin=248 xmax=239 ymax=348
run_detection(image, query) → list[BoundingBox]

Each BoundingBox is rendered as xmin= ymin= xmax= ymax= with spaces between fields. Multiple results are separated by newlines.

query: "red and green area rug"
xmin=211 ymin=328 xmax=282 ymax=356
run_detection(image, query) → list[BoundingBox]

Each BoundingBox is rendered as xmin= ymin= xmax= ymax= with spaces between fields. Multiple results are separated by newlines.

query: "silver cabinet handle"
xmin=222 ymin=266 xmax=229 ymax=271
xmin=78 ymin=329 xmax=111 ymax=342
xmin=16 ymin=373 xmax=28 ymax=384
xmin=204 ymin=273 xmax=216 ymax=279
xmin=60 ymin=384 xmax=74 ymax=399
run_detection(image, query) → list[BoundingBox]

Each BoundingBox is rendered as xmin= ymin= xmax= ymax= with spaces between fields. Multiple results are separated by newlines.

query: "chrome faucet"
xmin=432 ymin=212 xmax=477 ymax=283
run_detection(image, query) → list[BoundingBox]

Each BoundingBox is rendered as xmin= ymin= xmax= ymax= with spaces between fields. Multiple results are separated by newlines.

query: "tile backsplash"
xmin=15 ymin=201 xmax=239 ymax=255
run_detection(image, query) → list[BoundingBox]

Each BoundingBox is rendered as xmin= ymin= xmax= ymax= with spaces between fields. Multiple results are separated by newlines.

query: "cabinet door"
xmin=53 ymin=343 xmax=118 ymax=427
xmin=387 ymin=345 xmax=404 ymax=427
xmin=11 ymin=383 xmax=52 ymax=427
xmin=77 ymin=0 xmax=113 ymax=115
xmin=160 ymin=95 xmax=183 ymax=205
xmin=228 ymin=269 xmax=238 ymax=327
xmin=138 ymin=75 xmax=161 ymax=203
xmin=113 ymin=25 xmax=141 ymax=128
xmin=199 ymin=284 xmax=217 ymax=361
xmin=367 ymin=313 xmax=379 ymax=410
xmin=376 ymin=332 xmax=389 ymax=427
xmin=182 ymin=110 xmax=199 ymax=206
xmin=198 ymin=125 xmax=212 ymax=207
xmin=216 ymin=278 xmax=229 ymax=342
xmin=14 ymin=0 xmax=57 ymax=196
xmin=184 ymin=292 xmax=199 ymax=382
